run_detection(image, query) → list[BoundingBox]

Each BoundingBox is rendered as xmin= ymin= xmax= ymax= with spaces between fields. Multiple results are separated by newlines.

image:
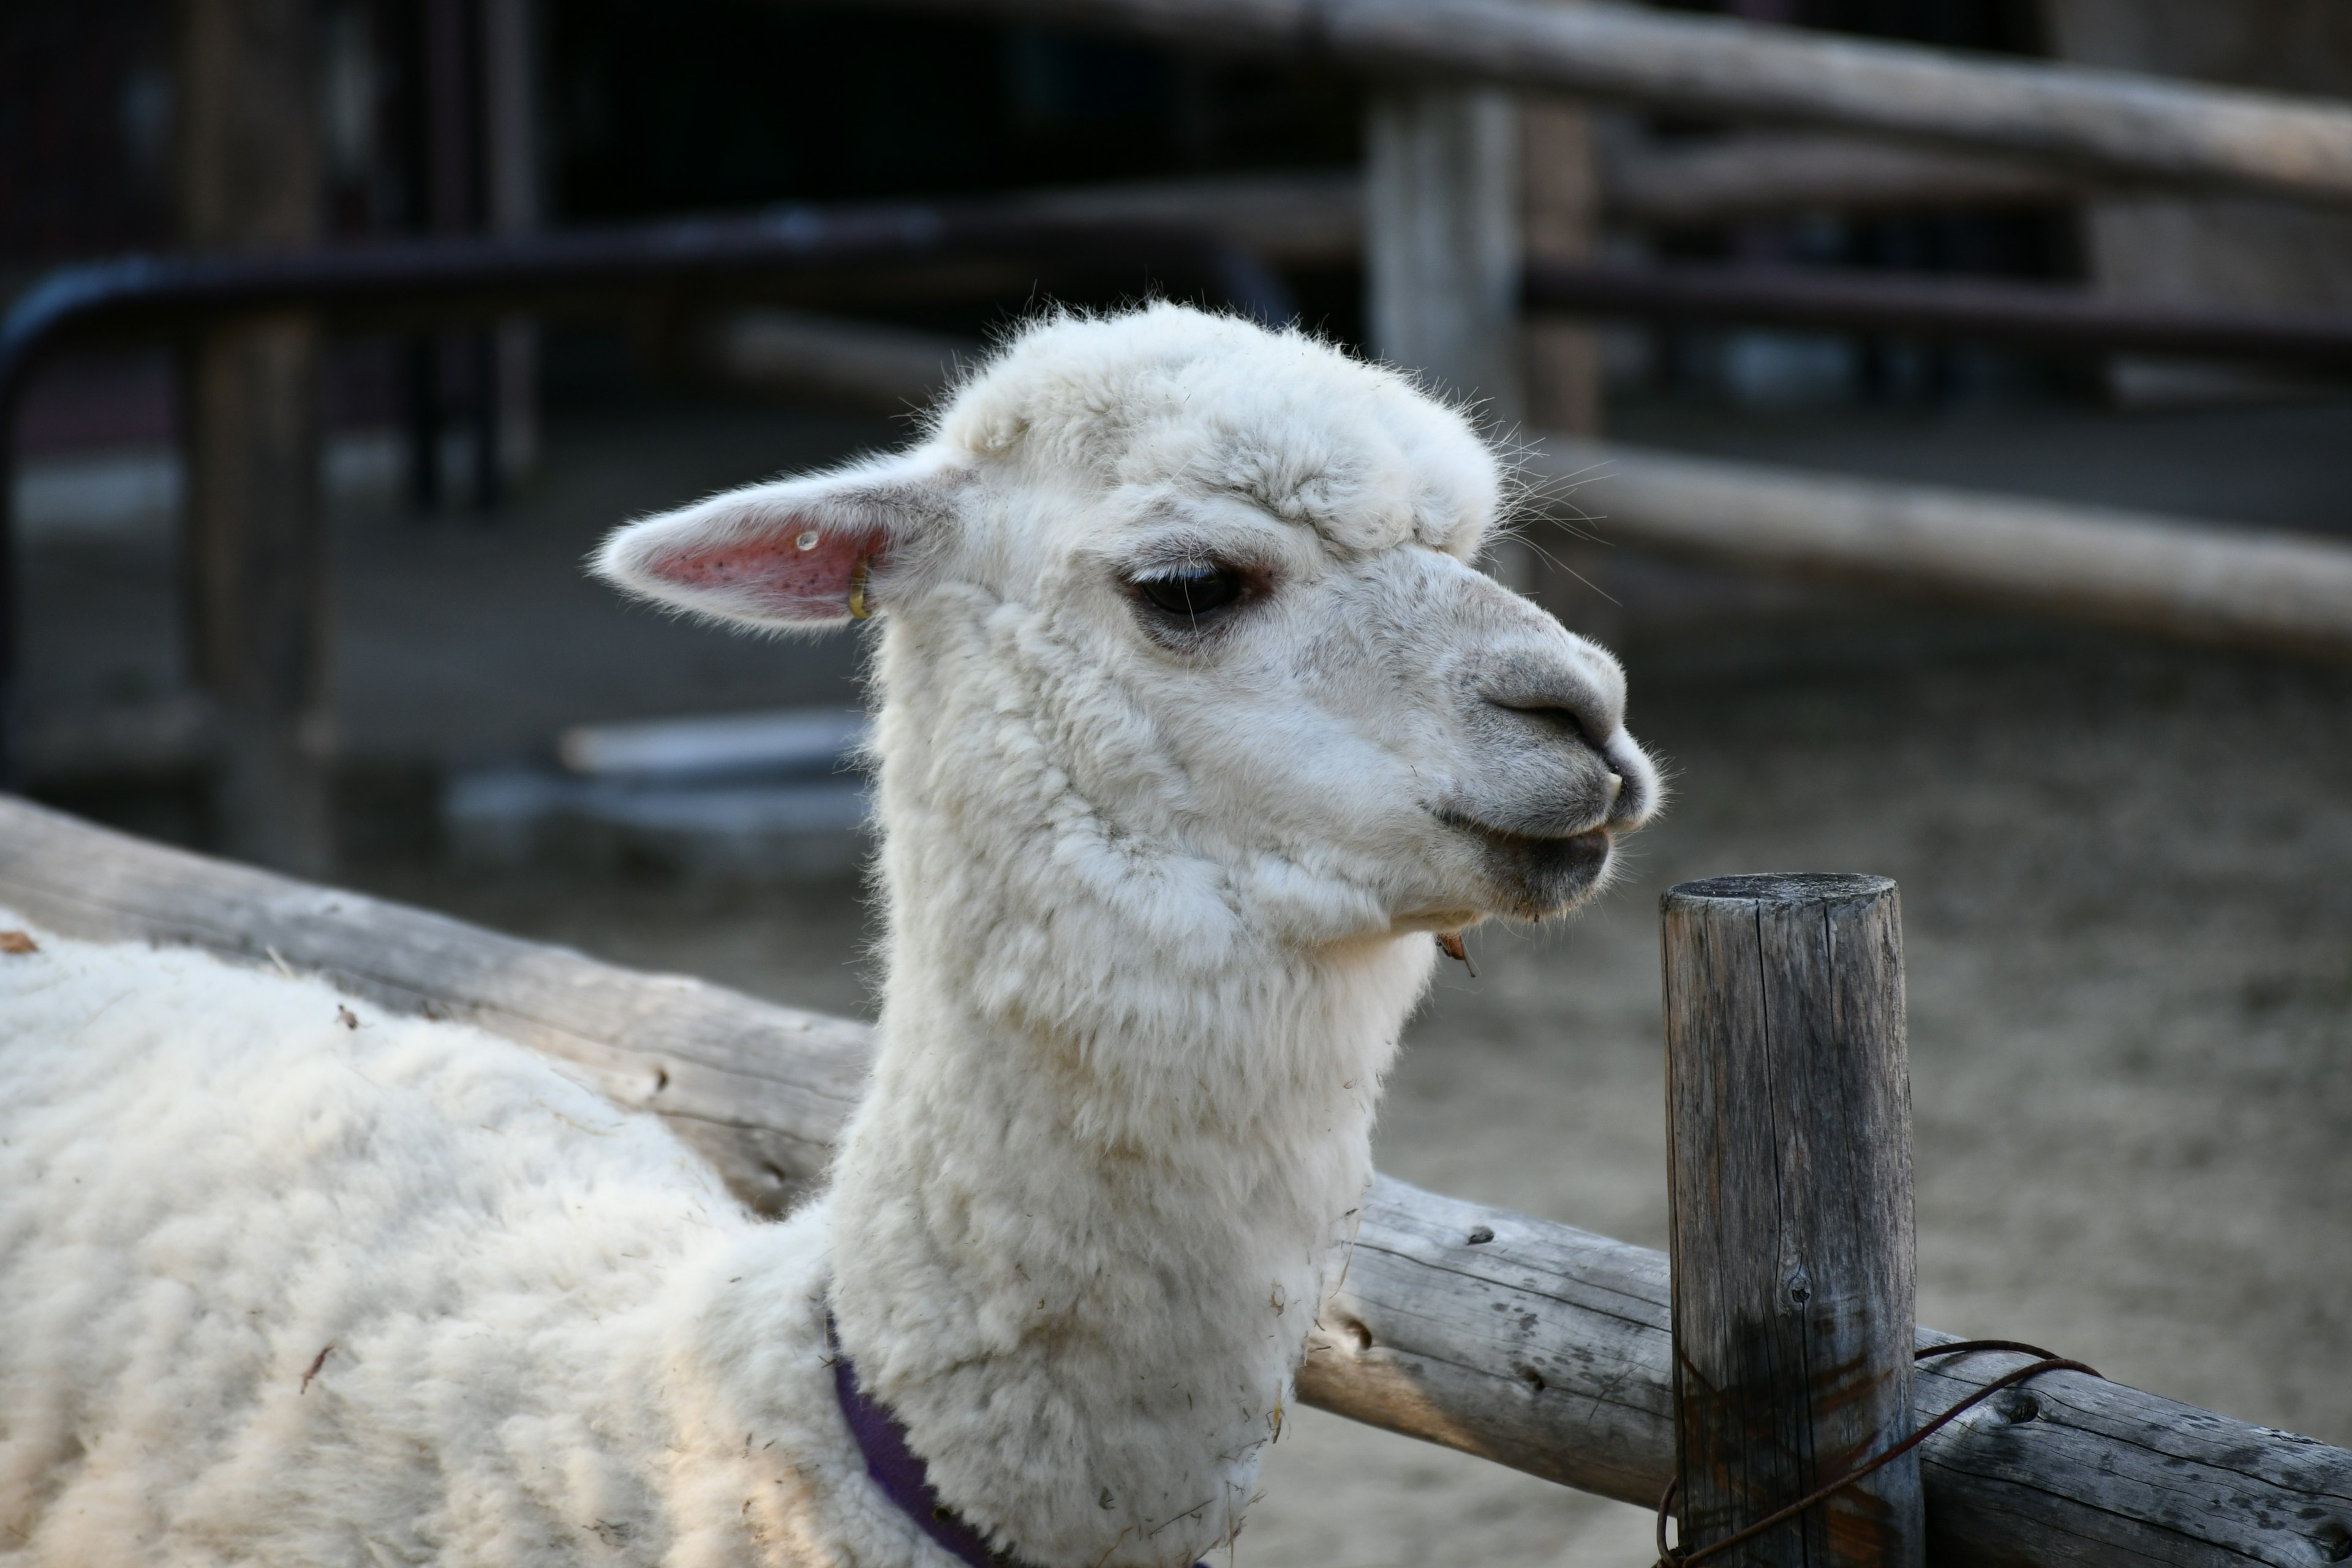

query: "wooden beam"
xmin=843 ymin=0 xmax=2352 ymax=209
xmin=1365 ymin=84 xmax=1525 ymax=423
xmin=993 ymin=146 xmax=2074 ymax=254
xmin=176 ymin=0 xmax=334 ymax=874
xmin=1518 ymin=29 xmax=1615 ymax=638
xmin=20 ymin=695 xmax=222 ymax=786
xmin=1529 ymin=435 xmax=2352 ymax=660
xmin=1521 ymin=40 xmax=1604 ymax=437
xmin=997 ymin=170 xmax=1365 ymax=265
xmin=690 ymin=308 xmax=969 ymax=415
xmin=1664 ymin=874 xmax=1921 ymax=1568
xmin=0 ymin=795 xmax=2345 ymax=1567
xmin=1365 ymin=85 xmax=1528 ymax=590
xmin=481 ymin=0 xmax=543 ymax=481
xmin=1599 ymin=133 xmax=2083 ymax=225
xmin=658 ymin=146 xmax=2070 ymax=300
xmin=2043 ymin=0 xmax=2352 ymax=409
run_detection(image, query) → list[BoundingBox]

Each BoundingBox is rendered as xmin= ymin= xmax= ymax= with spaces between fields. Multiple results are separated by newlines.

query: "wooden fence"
xmin=1526 ymin=439 xmax=2352 ymax=660
xmin=852 ymin=0 xmax=2352 ymax=207
xmin=842 ymin=0 xmax=2352 ymax=662
xmin=4 ymin=793 xmax=2345 ymax=1568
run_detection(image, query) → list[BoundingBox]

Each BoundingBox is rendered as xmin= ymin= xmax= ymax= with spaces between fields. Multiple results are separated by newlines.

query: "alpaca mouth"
xmin=1446 ymin=815 xmax=1616 ymax=916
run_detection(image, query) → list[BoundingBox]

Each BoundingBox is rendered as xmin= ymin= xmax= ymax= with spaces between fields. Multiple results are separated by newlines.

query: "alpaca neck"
xmin=824 ymin=818 xmax=1432 ymax=1568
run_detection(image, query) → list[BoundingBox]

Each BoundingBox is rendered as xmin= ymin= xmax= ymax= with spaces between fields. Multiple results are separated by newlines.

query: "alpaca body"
xmin=0 ymin=925 xmax=900 ymax=1567
xmin=2 ymin=306 xmax=1659 ymax=1567
xmin=0 ymin=917 xmax=1421 ymax=1568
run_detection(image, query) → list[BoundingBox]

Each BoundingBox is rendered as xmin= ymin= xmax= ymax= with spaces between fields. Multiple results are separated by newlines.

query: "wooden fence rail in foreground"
xmin=1 ymin=795 xmax=2346 ymax=1568
xmin=848 ymin=0 xmax=2352 ymax=210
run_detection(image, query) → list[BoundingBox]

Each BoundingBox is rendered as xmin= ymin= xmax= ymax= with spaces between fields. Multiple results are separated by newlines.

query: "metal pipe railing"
xmin=12 ymin=199 xmax=2352 ymax=787
xmin=0 ymin=205 xmax=1296 ymax=784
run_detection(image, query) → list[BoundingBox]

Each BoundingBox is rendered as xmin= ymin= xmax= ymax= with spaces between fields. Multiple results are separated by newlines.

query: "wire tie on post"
xmin=1653 ymin=1340 xmax=2101 ymax=1568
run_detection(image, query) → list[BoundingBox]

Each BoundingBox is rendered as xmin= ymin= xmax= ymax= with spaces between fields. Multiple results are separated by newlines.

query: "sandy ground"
xmin=355 ymin=616 xmax=2352 ymax=1568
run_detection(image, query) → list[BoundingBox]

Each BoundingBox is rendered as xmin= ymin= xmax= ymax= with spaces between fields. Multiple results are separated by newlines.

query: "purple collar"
xmin=826 ymin=1315 xmax=1210 ymax=1568
xmin=829 ymin=1313 xmax=1023 ymax=1568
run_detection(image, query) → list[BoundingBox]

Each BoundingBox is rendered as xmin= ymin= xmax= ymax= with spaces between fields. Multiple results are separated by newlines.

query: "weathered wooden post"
xmin=1365 ymin=85 xmax=1530 ymax=595
xmin=483 ymin=0 xmax=543 ymax=488
xmin=1519 ymin=69 xmax=1623 ymax=646
xmin=178 ymin=0 xmax=335 ymax=875
xmin=1662 ymin=873 xmax=1921 ymax=1568
xmin=1365 ymin=86 xmax=1523 ymax=424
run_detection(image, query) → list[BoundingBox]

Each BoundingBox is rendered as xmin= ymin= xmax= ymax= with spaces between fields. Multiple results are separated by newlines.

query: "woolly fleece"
xmin=0 ymin=920 xmax=923 ymax=1567
xmin=3 ymin=306 xmax=1658 ymax=1568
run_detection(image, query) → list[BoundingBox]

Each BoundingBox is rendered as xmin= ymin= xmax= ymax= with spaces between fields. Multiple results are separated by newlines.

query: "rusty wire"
xmin=1653 ymin=1340 xmax=2103 ymax=1568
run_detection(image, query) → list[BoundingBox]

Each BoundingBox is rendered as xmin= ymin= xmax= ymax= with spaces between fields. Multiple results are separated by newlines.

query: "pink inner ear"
xmin=646 ymin=522 xmax=888 ymax=620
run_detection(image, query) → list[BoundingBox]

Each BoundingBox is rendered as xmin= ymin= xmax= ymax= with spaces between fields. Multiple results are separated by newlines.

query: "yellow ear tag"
xmin=848 ymin=557 xmax=872 ymax=620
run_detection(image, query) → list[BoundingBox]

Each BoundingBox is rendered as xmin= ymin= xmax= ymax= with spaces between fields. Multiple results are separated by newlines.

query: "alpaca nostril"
xmin=1473 ymin=648 xmax=1623 ymax=759
xmin=1488 ymin=700 xmax=1586 ymax=745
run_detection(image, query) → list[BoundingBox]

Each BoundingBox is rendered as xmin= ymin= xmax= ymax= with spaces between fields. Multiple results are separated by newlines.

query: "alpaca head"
xmin=597 ymin=304 xmax=1659 ymax=943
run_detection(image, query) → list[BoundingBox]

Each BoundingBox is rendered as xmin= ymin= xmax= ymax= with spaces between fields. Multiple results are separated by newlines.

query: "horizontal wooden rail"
xmin=1 ymin=795 xmax=2344 ymax=1567
xmin=795 ymin=146 xmax=2082 ymax=275
xmin=1523 ymin=263 xmax=2352 ymax=372
xmin=1600 ymin=132 xmax=2082 ymax=225
xmin=992 ymin=169 xmax=1363 ymax=263
xmin=1531 ymin=437 xmax=2352 ymax=660
xmin=843 ymin=0 xmax=2352 ymax=209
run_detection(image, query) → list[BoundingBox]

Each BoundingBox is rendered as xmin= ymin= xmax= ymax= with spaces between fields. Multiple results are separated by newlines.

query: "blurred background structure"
xmin=3 ymin=1 xmax=2349 ymax=1562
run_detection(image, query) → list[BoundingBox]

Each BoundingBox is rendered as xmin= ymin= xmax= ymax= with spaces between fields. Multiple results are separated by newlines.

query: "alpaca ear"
xmin=593 ymin=453 xmax=960 ymax=630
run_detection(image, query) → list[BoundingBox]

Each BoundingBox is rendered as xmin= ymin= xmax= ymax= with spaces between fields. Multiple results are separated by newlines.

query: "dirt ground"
xmin=356 ymin=614 xmax=2352 ymax=1568
xmin=34 ymin=387 xmax=2352 ymax=1567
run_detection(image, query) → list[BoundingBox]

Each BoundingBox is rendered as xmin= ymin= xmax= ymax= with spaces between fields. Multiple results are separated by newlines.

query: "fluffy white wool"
xmin=2 ymin=306 xmax=1658 ymax=1568
xmin=0 ymin=922 xmax=927 ymax=1567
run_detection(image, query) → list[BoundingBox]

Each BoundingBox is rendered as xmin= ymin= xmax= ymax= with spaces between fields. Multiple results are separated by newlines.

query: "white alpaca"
xmin=0 ymin=304 xmax=1657 ymax=1568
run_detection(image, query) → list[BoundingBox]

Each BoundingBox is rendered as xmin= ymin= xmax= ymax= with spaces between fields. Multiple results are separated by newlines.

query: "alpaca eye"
xmin=1131 ymin=565 xmax=1245 ymax=624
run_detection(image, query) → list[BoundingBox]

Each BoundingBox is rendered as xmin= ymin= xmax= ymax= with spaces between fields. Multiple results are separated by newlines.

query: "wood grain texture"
xmin=663 ymin=144 xmax=2063 ymax=292
xmin=1300 ymin=1176 xmax=2352 ymax=1568
xmin=848 ymin=0 xmax=2352 ymax=209
xmin=178 ymin=0 xmax=333 ymax=875
xmin=2 ymin=797 xmax=2346 ymax=1566
xmin=1296 ymin=1175 xmax=1679 ymax=1506
xmin=1526 ymin=437 xmax=2352 ymax=660
xmin=1365 ymin=83 xmax=1525 ymax=423
xmin=1662 ymin=874 xmax=1920 ymax=1568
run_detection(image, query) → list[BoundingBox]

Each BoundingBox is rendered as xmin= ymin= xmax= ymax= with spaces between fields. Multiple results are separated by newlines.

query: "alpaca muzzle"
xmin=1428 ymin=636 xmax=1661 ymax=916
